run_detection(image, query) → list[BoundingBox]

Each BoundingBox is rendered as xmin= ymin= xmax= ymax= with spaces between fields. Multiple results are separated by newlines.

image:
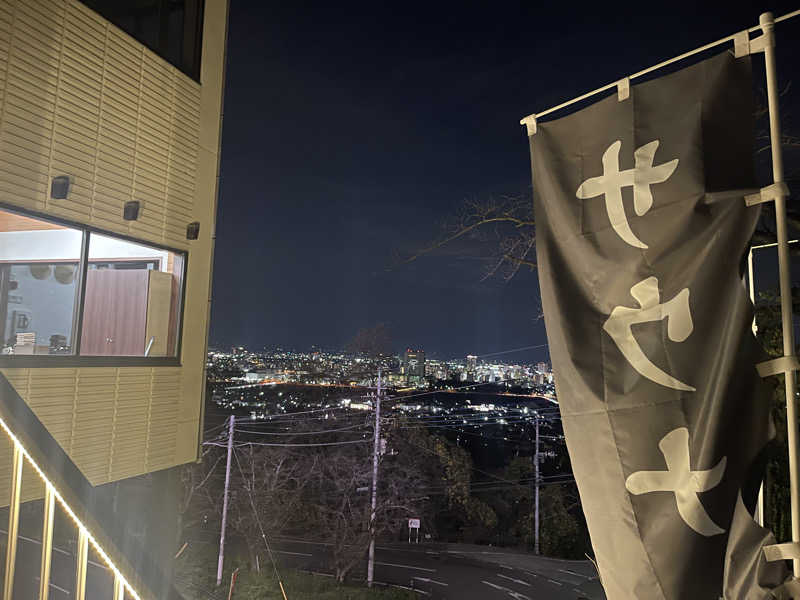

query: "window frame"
xmin=0 ymin=204 xmax=187 ymax=368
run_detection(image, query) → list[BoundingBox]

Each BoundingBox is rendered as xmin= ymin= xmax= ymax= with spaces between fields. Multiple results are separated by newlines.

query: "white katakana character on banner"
xmin=626 ymin=427 xmax=726 ymax=536
xmin=603 ymin=276 xmax=695 ymax=391
xmin=576 ymin=140 xmax=678 ymax=248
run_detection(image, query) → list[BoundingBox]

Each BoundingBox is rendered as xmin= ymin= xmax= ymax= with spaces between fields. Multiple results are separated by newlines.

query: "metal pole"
xmin=75 ymin=528 xmax=88 ymax=600
xmin=761 ymin=10 xmax=800 ymax=577
xmin=747 ymin=248 xmax=765 ymax=525
xmin=367 ymin=368 xmax=382 ymax=587
xmin=534 ymin=412 xmax=540 ymax=555
xmin=4 ymin=442 xmax=22 ymax=599
xmin=216 ymin=415 xmax=235 ymax=586
xmin=39 ymin=484 xmax=55 ymax=600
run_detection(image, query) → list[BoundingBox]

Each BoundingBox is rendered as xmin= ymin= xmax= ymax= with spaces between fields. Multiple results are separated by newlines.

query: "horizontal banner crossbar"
xmin=764 ymin=542 xmax=800 ymax=562
xmin=519 ymin=8 xmax=800 ymax=123
xmin=756 ymin=356 xmax=800 ymax=378
xmin=745 ymin=182 xmax=790 ymax=206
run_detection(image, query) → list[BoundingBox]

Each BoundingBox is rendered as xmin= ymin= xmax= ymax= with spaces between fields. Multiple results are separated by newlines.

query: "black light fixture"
xmin=123 ymin=200 xmax=140 ymax=221
xmin=50 ymin=175 xmax=71 ymax=199
xmin=186 ymin=221 xmax=200 ymax=240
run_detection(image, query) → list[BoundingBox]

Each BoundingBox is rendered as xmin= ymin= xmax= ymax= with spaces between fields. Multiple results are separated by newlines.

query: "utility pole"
xmin=533 ymin=411 xmax=540 ymax=555
xmin=367 ymin=368 xmax=382 ymax=587
xmin=216 ymin=415 xmax=235 ymax=586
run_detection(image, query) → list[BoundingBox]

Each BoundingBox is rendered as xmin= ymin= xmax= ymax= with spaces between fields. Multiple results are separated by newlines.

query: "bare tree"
xmin=398 ymin=194 xmax=535 ymax=282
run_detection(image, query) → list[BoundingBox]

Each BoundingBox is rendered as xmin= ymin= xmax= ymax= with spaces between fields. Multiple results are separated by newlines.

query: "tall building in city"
xmin=536 ymin=361 xmax=550 ymax=373
xmin=466 ymin=354 xmax=477 ymax=371
xmin=0 ymin=1 xmax=227 ymax=597
xmin=404 ymin=348 xmax=425 ymax=379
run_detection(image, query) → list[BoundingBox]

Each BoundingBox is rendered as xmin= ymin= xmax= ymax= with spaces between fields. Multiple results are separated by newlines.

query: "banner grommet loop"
xmin=617 ymin=78 xmax=630 ymax=101
xmin=520 ymin=115 xmax=537 ymax=136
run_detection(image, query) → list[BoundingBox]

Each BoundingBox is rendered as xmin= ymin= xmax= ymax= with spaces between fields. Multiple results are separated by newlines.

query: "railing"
xmin=0 ymin=373 xmax=181 ymax=600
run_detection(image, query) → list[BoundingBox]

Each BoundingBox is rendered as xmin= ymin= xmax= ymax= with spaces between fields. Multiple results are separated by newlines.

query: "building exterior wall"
xmin=0 ymin=0 xmax=226 ymax=485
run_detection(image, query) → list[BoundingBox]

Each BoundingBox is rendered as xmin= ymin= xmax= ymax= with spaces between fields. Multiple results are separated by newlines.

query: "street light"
xmin=746 ymin=238 xmax=799 ymax=525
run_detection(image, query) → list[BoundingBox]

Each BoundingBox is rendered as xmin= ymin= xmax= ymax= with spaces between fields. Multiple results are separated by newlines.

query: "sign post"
xmin=408 ymin=518 xmax=420 ymax=544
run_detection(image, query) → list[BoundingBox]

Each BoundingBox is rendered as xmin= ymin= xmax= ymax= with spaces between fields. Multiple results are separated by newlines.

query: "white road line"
xmin=499 ymin=563 xmax=514 ymax=569
xmin=274 ymin=550 xmax=313 ymax=557
xmin=559 ymin=568 xmax=591 ymax=579
xmin=497 ymin=573 xmax=531 ymax=587
xmin=378 ymin=582 xmax=430 ymax=596
xmin=35 ymin=577 xmax=70 ymax=595
xmin=412 ymin=576 xmax=449 ymax=586
xmin=1 ymin=529 xmax=108 ymax=571
xmin=546 ymin=578 xmax=563 ymax=586
xmin=375 ymin=561 xmax=436 ymax=572
xmin=482 ymin=580 xmax=532 ymax=600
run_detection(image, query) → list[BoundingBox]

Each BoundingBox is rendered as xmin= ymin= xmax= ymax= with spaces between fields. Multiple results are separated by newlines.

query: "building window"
xmin=81 ymin=234 xmax=184 ymax=357
xmin=0 ymin=207 xmax=186 ymax=361
xmin=79 ymin=0 xmax=205 ymax=81
xmin=0 ymin=212 xmax=82 ymax=355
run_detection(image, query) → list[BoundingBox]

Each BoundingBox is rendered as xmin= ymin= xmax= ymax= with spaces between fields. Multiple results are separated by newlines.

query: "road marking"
xmin=482 ymin=580 xmax=532 ymax=600
xmin=546 ymin=578 xmax=563 ymax=586
xmin=559 ymin=568 xmax=591 ymax=579
xmin=1 ymin=528 xmax=108 ymax=571
xmin=497 ymin=573 xmax=530 ymax=587
xmin=274 ymin=550 xmax=313 ymax=557
xmin=377 ymin=582 xmax=430 ymax=596
xmin=412 ymin=576 xmax=449 ymax=586
xmin=375 ymin=561 xmax=436 ymax=572
xmin=499 ymin=563 xmax=514 ymax=570
xmin=35 ymin=577 xmax=70 ymax=595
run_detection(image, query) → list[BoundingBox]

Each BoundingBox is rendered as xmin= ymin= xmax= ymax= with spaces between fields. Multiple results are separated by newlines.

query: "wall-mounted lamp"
xmin=186 ymin=221 xmax=200 ymax=240
xmin=50 ymin=175 xmax=71 ymax=200
xmin=123 ymin=201 xmax=140 ymax=221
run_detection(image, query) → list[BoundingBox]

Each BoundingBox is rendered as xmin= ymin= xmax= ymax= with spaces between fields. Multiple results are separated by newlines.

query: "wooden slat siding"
xmin=0 ymin=0 xmax=225 ymax=495
xmin=0 ymin=0 xmax=199 ymax=249
xmin=70 ymin=367 xmax=116 ymax=482
xmin=110 ymin=368 xmax=149 ymax=480
xmin=146 ymin=368 xmax=179 ymax=472
xmin=26 ymin=368 xmax=76 ymax=447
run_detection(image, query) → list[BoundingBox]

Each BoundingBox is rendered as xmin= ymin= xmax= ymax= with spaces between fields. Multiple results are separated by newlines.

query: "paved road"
xmin=270 ymin=538 xmax=605 ymax=599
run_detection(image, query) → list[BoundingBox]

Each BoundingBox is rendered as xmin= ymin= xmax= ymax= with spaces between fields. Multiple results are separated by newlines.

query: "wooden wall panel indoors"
xmin=144 ymin=270 xmax=172 ymax=357
xmin=0 ymin=209 xmax=65 ymax=230
xmin=81 ymin=269 xmax=149 ymax=356
xmin=0 ymin=0 xmax=227 ymax=491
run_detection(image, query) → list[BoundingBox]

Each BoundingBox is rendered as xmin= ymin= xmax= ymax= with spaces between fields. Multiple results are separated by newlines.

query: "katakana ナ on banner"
xmin=530 ymin=51 xmax=788 ymax=599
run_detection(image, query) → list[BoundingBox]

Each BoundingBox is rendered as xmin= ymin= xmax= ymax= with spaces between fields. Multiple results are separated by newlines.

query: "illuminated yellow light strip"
xmin=0 ymin=416 xmax=143 ymax=600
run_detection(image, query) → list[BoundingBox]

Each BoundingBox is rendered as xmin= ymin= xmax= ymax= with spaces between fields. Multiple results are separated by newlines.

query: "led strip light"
xmin=0 ymin=415 xmax=142 ymax=600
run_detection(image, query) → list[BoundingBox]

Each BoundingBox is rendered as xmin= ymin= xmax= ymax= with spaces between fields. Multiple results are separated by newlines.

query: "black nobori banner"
xmin=531 ymin=52 xmax=788 ymax=599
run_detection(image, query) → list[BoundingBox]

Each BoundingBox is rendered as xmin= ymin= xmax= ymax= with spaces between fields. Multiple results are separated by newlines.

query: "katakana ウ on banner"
xmin=531 ymin=51 xmax=788 ymax=599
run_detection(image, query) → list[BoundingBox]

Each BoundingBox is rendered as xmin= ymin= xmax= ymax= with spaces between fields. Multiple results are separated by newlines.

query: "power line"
xmin=234 ymin=423 xmax=369 ymax=436
xmin=238 ymin=439 xmax=371 ymax=448
xmin=475 ymin=343 xmax=549 ymax=358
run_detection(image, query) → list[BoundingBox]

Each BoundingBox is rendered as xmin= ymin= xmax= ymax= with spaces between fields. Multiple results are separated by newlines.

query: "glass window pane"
xmin=0 ymin=210 xmax=82 ymax=355
xmin=81 ymin=233 xmax=185 ymax=357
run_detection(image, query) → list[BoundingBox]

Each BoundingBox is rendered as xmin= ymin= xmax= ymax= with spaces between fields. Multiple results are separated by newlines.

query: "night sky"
xmin=210 ymin=1 xmax=799 ymax=360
